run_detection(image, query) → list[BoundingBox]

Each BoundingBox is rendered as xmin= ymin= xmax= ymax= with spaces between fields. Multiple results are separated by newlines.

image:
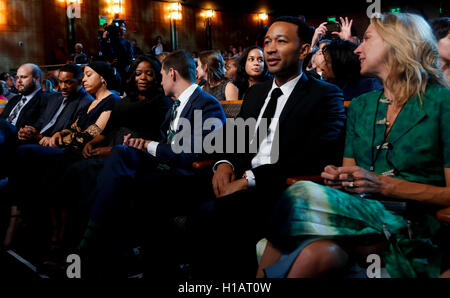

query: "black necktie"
xmin=261 ymin=88 xmax=283 ymax=131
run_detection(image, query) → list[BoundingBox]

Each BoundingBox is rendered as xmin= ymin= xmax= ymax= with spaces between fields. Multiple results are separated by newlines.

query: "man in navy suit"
xmin=16 ymin=64 xmax=93 ymax=145
xmin=80 ymin=50 xmax=226 ymax=278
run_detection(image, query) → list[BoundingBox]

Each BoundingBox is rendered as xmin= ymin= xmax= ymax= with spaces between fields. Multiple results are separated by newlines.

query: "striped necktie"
xmin=7 ymin=95 xmax=27 ymax=124
xmin=166 ymin=99 xmax=181 ymax=143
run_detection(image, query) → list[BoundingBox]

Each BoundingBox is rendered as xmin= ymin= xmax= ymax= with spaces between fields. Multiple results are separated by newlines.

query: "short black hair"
xmin=59 ymin=63 xmax=83 ymax=80
xmin=162 ymin=50 xmax=196 ymax=83
xmin=322 ymin=39 xmax=361 ymax=88
xmin=0 ymin=72 xmax=11 ymax=81
xmin=272 ymin=16 xmax=314 ymax=45
xmin=430 ymin=17 xmax=450 ymax=40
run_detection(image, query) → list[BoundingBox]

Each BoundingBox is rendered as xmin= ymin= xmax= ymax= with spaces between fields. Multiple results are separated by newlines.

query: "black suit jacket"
xmin=33 ymin=88 xmax=93 ymax=136
xmin=223 ymin=73 xmax=346 ymax=191
xmin=0 ymin=89 xmax=51 ymax=129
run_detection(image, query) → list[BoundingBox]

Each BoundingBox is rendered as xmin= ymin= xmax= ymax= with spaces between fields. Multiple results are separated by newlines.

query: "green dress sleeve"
xmin=439 ymin=87 xmax=450 ymax=168
xmin=343 ymin=99 xmax=357 ymax=159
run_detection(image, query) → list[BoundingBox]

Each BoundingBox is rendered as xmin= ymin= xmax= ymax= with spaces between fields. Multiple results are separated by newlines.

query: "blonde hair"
xmin=371 ymin=13 xmax=450 ymax=106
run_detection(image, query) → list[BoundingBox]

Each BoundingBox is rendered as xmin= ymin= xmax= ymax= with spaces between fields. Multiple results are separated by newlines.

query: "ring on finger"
xmin=348 ymin=181 xmax=354 ymax=188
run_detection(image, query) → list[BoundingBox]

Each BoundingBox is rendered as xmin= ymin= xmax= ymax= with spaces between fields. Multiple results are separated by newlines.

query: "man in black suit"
xmin=0 ymin=63 xmax=50 ymax=178
xmin=16 ymin=64 xmax=93 ymax=146
xmin=79 ymin=50 xmax=226 ymax=278
xmin=0 ymin=64 xmax=49 ymax=129
xmin=190 ymin=16 xmax=346 ymax=278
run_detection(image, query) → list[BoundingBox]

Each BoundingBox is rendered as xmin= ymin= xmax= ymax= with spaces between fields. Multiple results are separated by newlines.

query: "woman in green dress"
xmin=257 ymin=12 xmax=450 ymax=278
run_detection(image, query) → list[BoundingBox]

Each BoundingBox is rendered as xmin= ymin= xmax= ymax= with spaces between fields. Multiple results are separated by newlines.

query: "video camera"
xmin=103 ymin=19 xmax=126 ymax=39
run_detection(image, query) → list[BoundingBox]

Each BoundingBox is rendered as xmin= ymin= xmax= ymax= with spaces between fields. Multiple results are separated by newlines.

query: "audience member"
xmin=53 ymin=38 xmax=71 ymax=64
xmin=41 ymin=79 xmax=57 ymax=93
xmin=4 ymin=61 xmax=121 ymax=250
xmin=319 ymin=39 xmax=382 ymax=100
xmin=189 ymin=16 xmax=346 ymax=278
xmin=0 ymin=81 xmax=7 ymax=114
xmin=156 ymin=52 xmax=170 ymax=63
xmin=197 ymin=50 xmax=239 ymax=101
xmin=224 ymin=56 xmax=239 ymax=82
xmin=0 ymin=72 xmax=18 ymax=95
xmin=74 ymin=43 xmax=89 ymax=64
xmin=0 ymin=63 xmax=49 ymax=130
xmin=258 ymin=12 xmax=450 ymax=279
xmin=151 ymin=36 xmax=164 ymax=55
xmin=77 ymin=50 xmax=226 ymax=278
xmin=17 ymin=64 xmax=93 ymax=146
xmin=41 ymin=55 xmax=173 ymax=259
xmin=234 ymin=46 xmax=272 ymax=99
xmin=311 ymin=39 xmax=332 ymax=77
xmin=99 ymin=19 xmax=134 ymax=92
xmin=130 ymin=38 xmax=144 ymax=57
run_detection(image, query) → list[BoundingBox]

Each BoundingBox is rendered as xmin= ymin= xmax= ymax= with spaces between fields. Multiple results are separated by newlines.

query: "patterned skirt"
xmin=265 ymin=181 xmax=443 ymax=278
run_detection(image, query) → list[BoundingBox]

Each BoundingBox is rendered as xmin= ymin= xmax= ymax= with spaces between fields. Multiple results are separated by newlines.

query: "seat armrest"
xmin=286 ymin=175 xmax=323 ymax=185
xmin=436 ymin=207 xmax=450 ymax=223
xmin=192 ymin=160 xmax=214 ymax=169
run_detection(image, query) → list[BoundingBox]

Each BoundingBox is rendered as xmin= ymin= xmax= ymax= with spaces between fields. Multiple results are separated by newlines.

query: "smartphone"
xmin=325 ymin=21 xmax=341 ymax=33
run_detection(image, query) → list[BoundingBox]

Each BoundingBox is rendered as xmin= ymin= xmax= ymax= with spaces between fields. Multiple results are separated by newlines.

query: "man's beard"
xmin=19 ymin=81 xmax=37 ymax=95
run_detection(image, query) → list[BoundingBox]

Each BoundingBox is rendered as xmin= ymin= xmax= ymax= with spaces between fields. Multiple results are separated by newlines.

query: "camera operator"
xmin=99 ymin=19 xmax=134 ymax=93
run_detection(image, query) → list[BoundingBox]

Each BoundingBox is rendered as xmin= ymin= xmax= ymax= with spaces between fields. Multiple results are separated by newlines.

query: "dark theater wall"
xmin=0 ymin=0 xmax=265 ymax=73
xmin=0 ymin=0 xmax=46 ymax=72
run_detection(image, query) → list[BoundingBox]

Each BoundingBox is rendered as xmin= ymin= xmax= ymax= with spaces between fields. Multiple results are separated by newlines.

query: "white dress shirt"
xmin=147 ymin=84 xmax=198 ymax=156
xmin=10 ymin=87 xmax=41 ymax=126
xmin=215 ymin=73 xmax=303 ymax=187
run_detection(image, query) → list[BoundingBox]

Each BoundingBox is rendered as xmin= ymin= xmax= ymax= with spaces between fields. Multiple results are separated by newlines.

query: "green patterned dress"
xmin=266 ymin=84 xmax=450 ymax=278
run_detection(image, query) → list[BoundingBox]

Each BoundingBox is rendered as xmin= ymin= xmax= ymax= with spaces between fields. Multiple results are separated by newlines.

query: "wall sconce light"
xmin=168 ymin=2 xmax=182 ymax=20
xmin=200 ymin=9 xmax=215 ymax=19
xmin=106 ymin=0 xmax=124 ymax=15
xmin=0 ymin=0 xmax=6 ymax=25
xmin=257 ymin=13 xmax=268 ymax=21
xmin=200 ymin=9 xmax=215 ymax=50
xmin=57 ymin=0 xmax=83 ymax=4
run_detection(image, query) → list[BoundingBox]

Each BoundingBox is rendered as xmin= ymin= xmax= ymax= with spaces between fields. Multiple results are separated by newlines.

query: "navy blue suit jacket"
xmin=155 ymin=86 xmax=226 ymax=168
xmin=33 ymin=88 xmax=93 ymax=136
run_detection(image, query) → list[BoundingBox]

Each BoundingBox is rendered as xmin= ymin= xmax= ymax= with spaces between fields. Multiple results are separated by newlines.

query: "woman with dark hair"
xmin=196 ymin=50 xmax=239 ymax=101
xmin=319 ymin=39 xmax=382 ymax=100
xmin=234 ymin=45 xmax=272 ymax=99
xmin=82 ymin=54 xmax=172 ymax=159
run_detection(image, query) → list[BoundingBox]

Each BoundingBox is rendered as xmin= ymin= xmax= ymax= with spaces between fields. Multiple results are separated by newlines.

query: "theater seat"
xmin=219 ymin=100 xmax=242 ymax=119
